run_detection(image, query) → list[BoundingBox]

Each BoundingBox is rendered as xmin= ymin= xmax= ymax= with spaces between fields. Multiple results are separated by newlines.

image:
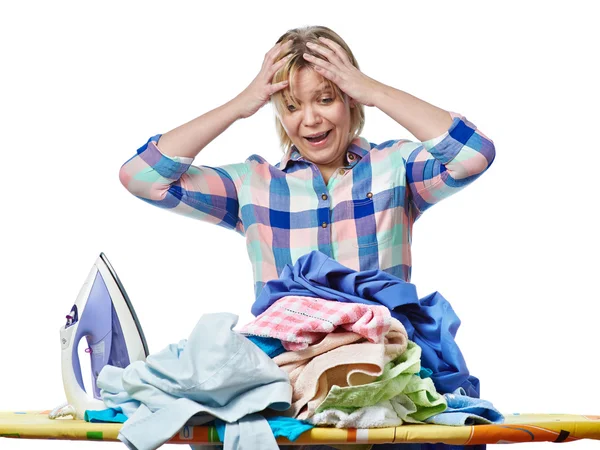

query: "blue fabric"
xmin=246 ymin=335 xmax=285 ymax=358
xmin=84 ymin=407 xmax=128 ymax=423
xmin=221 ymin=414 xmax=278 ymax=450
xmin=267 ymin=416 xmax=314 ymax=441
xmin=419 ymin=367 xmax=433 ymax=379
xmin=251 ymin=250 xmax=480 ymax=398
xmin=425 ymin=388 xmax=503 ymax=426
xmin=215 ymin=416 xmax=314 ymax=442
xmin=97 ymin=313 xmax=291 ymax=450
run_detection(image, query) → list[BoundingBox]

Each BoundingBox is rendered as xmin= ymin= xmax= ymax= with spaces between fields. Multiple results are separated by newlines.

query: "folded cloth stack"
xmin=241 ymin=250 xmax=503 ymax=430
xmin=241 ymin=296 xmax=448 ymax=427
xmin=252 ymin=251 xmax=481 ymax=398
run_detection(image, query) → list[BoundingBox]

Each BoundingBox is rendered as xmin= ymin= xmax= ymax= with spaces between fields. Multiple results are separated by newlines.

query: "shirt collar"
xmin=279 ymin=136 xmax=371 ymax=171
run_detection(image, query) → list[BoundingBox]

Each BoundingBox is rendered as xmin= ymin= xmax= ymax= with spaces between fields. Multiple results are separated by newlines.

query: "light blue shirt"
xmin=97 ymin=312 xmax=292 ymax=450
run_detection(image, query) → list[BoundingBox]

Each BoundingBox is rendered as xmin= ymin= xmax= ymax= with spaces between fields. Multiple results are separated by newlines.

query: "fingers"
xmin=267 ymin=40 xmax=293 ymax=60
xmin=306 ymin=41 xmax=336 ymax=62
xmin=312 ymin=64 xmax=335 ymax=82
xmin=262 ymin=40 xmax=293 ymax=71
xmin=303 ymin=52 xmax=333 ymax=72
xmin=268 ymin=54 xmax=292 ymax=79
xmin=269 ymin=80 xmax=290 ymax=96
xmin=303 ymin=42 xmax=337 ymax=75
xmin=306 ymin=37 xmax=351 ymax=66
xmin=302 ymin=53 xmax=337 ymax=83
xmin=318 ymin=37 xmax=352 ymax=65
xmin=267 ymin=56 xmax=291 ymax=95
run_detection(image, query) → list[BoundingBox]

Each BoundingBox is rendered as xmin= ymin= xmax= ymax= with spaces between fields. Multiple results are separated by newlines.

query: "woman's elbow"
xmin=483 ymin=139 xmax=496 ymax=170
xmin=467 ymin=139 xmax=496 ymax=177
xmin=118 ymin=161 xmax=149 ymax=198
xmin=119 ymin=164 xmax=133 ymax=192
xmin=449 ymin=144 xmax=495 ymax=180
xmin=118 ymin=162 xmax=171 ymax=202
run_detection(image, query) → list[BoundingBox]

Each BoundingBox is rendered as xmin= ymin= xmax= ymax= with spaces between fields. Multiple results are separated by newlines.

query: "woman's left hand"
xmin=303 ymin=37 xmax=381 ymax=107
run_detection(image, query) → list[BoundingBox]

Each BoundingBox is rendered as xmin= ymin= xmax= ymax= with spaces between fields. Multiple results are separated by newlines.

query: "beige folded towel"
xmin=276 ymin=318 xmax=408 ymax=419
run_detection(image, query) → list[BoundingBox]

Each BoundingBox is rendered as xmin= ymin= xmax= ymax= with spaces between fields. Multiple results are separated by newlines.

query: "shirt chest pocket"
xmin=347 ymin=186 xmax=396 ymax=249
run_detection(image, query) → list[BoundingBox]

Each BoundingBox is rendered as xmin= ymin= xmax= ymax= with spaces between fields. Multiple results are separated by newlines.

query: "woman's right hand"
xmin=234 ymin=40 xmax=293 ymax=120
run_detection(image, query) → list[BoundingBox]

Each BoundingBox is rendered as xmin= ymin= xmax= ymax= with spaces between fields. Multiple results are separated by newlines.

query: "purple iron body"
xmin=60 ymin=253 xmax=149 ymax=418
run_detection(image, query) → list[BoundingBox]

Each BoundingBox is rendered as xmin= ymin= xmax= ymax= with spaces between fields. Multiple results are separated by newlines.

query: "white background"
xmin=1 ymin=1 xmax=598 ymax=449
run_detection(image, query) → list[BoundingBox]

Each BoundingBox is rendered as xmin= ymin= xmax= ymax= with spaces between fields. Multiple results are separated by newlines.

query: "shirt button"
xmin=367 ymin=192 xmax=373 ymax=198
xmin=348 ymin=153 xmax=355 ymax=161
xmin=339 ymin=169 xmax=346 ymax=175
xmin=321 ymin=222 xmax=328 ymax=228
xmin=321 ymin=194 xmax=328 ymax=200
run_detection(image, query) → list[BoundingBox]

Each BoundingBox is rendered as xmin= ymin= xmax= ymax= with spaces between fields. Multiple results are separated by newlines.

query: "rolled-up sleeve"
xmin=399 ymin=111 xmax=496 ymax=216
xmin=119 ymin=134 xmax=249 ymax=235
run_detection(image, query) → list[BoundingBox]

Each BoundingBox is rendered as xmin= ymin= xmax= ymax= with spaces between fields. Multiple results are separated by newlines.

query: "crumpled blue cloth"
xmin=425 ymin=388 xmax=504 ymax=426
xmin=85 ymin=407 xmax=128 ymax=423
xmin=246 ymin=335 xmax=285 ymax=358
xmin=419 ymin=367 xmax=434 ymax=379
xmin=251 ymin=250 xmax=480 ymax=398
xmin=215 ymin=416 xmax=313 ymax=442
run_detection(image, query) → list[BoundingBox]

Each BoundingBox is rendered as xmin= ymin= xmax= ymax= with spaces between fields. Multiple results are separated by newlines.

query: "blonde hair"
xmin=270 ymin=26 xmax=365 ymax=153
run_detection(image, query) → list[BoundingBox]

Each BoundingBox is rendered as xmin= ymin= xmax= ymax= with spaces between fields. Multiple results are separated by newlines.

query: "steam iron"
xmin=56 ymin=253 xmax=149 ymax=419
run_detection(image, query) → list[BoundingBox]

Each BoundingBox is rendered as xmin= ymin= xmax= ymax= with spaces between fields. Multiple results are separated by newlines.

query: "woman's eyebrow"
xmin=314 ymin=86 xmax=333 ymax=97
xmin=285 ymin=85 xmax=333 ymax=104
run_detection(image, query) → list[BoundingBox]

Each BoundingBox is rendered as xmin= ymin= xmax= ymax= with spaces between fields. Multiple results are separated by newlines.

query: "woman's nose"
xmin=302 ymin=107 xmax=322 ymax=126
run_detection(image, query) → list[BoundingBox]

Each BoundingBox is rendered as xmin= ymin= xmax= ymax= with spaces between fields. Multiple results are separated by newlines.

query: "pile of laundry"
xmin=242 ymin=298 xmax=446 ymax=427
xmin=87 ymin=251 xmax=503 ymax=450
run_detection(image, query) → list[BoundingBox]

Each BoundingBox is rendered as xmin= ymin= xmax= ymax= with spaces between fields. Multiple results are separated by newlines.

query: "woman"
xmin=119 ymin=25 xmax=494 ymax=449
xmin=120 ymin=25 xmax=495 ymax=300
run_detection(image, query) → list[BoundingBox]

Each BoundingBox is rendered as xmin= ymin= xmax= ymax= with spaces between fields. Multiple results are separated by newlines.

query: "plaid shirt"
xmin=119 ymin=111 xmax=495 ymax=299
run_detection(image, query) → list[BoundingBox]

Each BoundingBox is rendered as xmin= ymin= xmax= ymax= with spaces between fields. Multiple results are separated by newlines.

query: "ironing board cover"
xmin=1 ymin=410 xmax=599 ymax=445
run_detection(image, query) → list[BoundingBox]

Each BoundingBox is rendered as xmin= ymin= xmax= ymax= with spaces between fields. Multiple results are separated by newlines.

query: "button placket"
xmin=318 ymin=190 xmax=331 ymax=233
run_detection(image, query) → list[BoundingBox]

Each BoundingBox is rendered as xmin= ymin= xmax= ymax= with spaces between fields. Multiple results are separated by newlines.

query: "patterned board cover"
xmin=1 ymin=411 xmax=599 ymax=445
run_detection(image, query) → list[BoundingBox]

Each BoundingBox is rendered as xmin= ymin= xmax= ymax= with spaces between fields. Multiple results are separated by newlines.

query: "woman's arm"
xmin=371 ymin=86 xmax=453 ymax=143
xmin=394 ymin=112 xmax=496 ymax=216
xmin=156 ymin=98 xmax=245 ymax=159
xmin=301 ymin=37 xmax=453 ymax=141
xmin=368 ymin=84 xmax=495 ymax=214
xmin=158 ymin=40 xmax=293 ymax=159
xmin=119 ymin=135 xmax=250 ymax=233
xmin=119 ymin=41 xmax=293 ymax=231
xmin=303 ymin=37 xmax=495 ymax=215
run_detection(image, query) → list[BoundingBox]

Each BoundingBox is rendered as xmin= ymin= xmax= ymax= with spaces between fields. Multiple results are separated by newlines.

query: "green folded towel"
xmin=315 ymin=341 xmax=446 ymax=423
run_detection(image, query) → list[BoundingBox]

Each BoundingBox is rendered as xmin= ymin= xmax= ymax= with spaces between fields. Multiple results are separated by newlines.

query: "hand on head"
xmin=302 ymin=37 xmax=378 ymax=108
xmin=234 ymin=40 xmax=294 ymax=120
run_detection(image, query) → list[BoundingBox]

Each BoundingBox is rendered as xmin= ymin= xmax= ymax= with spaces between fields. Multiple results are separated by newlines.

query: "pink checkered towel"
xmin=238 ymin=295 xmax=391 ymax=351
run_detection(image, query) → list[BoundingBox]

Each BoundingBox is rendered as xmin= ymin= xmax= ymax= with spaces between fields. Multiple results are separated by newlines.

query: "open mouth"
xmin=304 ymin=130 xmax=331 ymax=144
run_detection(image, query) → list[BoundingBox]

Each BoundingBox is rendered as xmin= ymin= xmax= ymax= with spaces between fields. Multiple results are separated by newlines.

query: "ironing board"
xmin=1 ymin=410 xmax=599 ymax=446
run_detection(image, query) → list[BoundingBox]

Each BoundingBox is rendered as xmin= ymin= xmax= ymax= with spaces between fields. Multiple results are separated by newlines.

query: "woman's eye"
xmin=321 ymin=98 xmax=333 ymax=104
xmin=287 ymin=104 xmax=297 ymax=112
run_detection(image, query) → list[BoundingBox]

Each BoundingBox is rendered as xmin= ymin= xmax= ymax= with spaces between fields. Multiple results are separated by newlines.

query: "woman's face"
xmin=279 ymin=68 xmax=353 ymax=177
